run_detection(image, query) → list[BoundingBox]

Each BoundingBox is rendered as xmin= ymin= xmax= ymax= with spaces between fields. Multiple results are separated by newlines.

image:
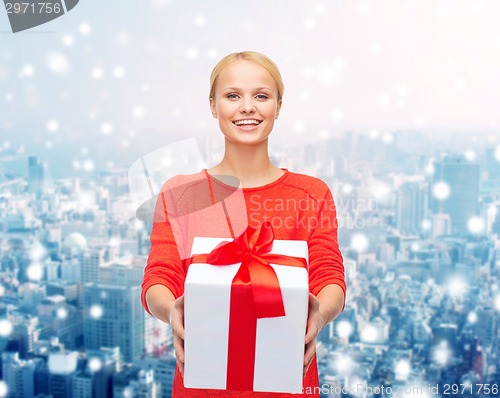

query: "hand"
xmin=304 ymin=292 xmax=323 ymax=377
xmin=170 ymin=295 xmax=185 ymax=375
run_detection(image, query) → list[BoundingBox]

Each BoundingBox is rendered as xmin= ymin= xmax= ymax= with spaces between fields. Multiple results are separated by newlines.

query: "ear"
xmin=210 ymin=97 xmax=217 ymax=118
xmin=275 ymin=98 xmax=282 ymax=119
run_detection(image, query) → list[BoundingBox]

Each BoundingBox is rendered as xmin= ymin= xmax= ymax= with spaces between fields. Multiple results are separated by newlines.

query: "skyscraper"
xmin=28 ymin=155 xmax=44 ymax=197
xmin=1 ymin=352 xmax=38 ymax=397
xmin=396 ymin=181 xmax=428 ymax=235
xmin=78 ymin=248 xmax=105 ymax=284
xmin=83 ymin=282 xmax=145 ymax=362
xmin=431 ymin=155 xmax=480 ymax=236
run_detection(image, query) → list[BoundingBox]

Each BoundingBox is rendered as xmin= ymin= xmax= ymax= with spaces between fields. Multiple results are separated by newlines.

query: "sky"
xmin=1 ymin=0 xmax=500 ymax=174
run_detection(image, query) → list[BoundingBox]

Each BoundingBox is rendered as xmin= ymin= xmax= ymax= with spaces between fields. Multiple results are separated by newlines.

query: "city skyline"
xmin=0 ymin=131 xmax=499 ymax=397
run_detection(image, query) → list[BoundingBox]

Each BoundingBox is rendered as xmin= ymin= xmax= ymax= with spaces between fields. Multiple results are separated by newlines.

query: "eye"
xmin=256 ymin=94 xmax=268 ymax=100
xmin=227 ymin=93 xmax=239 ymax=99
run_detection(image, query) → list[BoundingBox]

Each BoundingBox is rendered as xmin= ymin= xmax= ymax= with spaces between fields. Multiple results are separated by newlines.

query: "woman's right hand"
xmin=169 ymin=295 xmax=185 ymax=375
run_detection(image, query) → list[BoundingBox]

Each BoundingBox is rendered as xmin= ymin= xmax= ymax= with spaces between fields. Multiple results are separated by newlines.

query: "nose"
xmin=240 ymin=98 xmax=256 ymax=113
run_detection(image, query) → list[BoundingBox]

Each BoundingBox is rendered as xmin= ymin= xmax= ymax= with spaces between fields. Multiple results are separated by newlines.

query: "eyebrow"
xmin=222 ymin=87 xmax=272 ymax=92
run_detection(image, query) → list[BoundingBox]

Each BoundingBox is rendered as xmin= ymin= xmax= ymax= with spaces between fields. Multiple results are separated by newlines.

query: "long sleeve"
xmin=141 ymin=188 xmax=186 ymax=316
xmin=307 ymin=187 xmax=346 ymax=312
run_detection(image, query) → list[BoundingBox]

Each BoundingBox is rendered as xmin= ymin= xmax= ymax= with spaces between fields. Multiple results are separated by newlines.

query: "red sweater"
xmin=141 ymin=168 xmax=346 ymax=398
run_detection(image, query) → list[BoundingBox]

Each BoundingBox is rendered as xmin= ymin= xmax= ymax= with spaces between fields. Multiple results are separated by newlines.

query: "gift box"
xmin=184 ymin=223 xmax=309 ymax=393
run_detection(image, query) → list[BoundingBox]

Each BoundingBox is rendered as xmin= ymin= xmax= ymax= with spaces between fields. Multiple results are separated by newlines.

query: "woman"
xmin=141 ymin=51 xmax=346 ymax=397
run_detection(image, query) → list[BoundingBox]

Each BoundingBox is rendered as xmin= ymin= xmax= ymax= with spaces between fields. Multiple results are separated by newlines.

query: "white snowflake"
xmin=46 ymin=51 xmax=70 ymax=76
xmin=62 ymin=35 xmax=74 ymax=47
xmin=432 ymin=181 xmax=450 ymax=201
xmin=0 ymin=320 xmax=13 ymax=337
xmin=92 ymin=68 xmax=104 ymax=80
xmin=88 ymin=357 xmax=103 ymax=372
xmin=79 ymin=22 xmax=91 ymax=35
xmin=467 ymin=216 xmax=484 ymax=234
xmin=89 ymin=305 xmax=104 ymax=319
xmin=464 ymin=149 xmax=476 ymax=161
xmin=186 ymin=48 xmax=198 ymax=60
xmin=395 ymin=359 xmax=411 ymax=380
xmin=494 ymin=296 xmax=500 ymax=311
xmin=132 ymin=105 xmax=145 ymax=119
xmin=360 ymin=324 xmax=378 ymax=343
xmin=194 ymin=14 xmax=205 ymax=27
xmin=494 ymin=146 xmax=500 ymax=162
xmin=47 ymin=119 xmax=59 ymax=133
xmin=21 ymin=64 xmax=35 ymax=78
xmin=27 ymin=263 xmax=43 ymax=281
xmin=82 ymin=159 xmax=95 ymax=172
xmin=101 ymin=123 xmax=113 ymax=135
xmin=0 ymin=380 xmax=8 ymax=397
xmin=303 ymin=17 xmax=316 ymax=30
xmin=447 ymin=276 xmax=467 ymax=298
xmin=113 ymin=66 xmax=126 ymax=79
xmin=56 ymin=307 xmax=68 ymax=319
xmin=351 ymin=233 xmax=369 ymax=252
xmin=467 ymin=312 xmax=478 ymax=324
xmin=336 ymin=320 xmax=353 ymax=338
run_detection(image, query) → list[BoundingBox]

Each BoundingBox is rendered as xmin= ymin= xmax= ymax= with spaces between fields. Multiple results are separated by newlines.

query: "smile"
xmin=232 ymin=119 xmax=262 ymax=126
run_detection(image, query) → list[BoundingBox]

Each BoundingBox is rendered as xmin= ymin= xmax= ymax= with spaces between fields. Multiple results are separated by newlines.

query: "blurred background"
xmin=0 ymin=0 xmax=499 ymax=397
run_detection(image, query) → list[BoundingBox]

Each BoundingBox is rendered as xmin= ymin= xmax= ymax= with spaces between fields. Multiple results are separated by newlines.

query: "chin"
xmin=224 ymin=135 xmax=270 ymax=146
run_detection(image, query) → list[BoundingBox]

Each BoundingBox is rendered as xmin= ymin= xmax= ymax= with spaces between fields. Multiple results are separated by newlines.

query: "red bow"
xmin=189 ymin=222 xmax=307 ymax=391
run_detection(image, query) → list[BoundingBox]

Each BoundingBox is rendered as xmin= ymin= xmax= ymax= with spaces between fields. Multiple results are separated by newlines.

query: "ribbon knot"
xmin=191 ymin=222 xmax=307 ymax=319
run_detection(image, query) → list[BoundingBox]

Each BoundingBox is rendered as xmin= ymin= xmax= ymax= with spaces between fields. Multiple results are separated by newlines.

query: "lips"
xmin=232 ymin=119 xmax=263 ymax=126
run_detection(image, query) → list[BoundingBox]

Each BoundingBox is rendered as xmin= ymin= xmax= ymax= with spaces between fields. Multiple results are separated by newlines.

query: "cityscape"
xmin=0 ymin=129 xmax=499 ymax=397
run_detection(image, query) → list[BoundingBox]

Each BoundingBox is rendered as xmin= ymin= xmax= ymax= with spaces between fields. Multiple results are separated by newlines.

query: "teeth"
xmin=234 ymin=120 xmax=260 ymax=125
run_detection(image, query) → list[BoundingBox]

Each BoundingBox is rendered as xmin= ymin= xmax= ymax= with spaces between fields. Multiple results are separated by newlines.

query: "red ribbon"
xmin=189 ymin=222 xmax=307 ymax=391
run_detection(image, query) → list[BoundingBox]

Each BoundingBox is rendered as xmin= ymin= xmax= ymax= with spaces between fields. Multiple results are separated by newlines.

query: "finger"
xmin=304 ymin=320 xmax=317 ymax=344
xmin=171 ymin=321 xmax=185 ymax=342
xmin=177 ymin=295 xmax=185 ymax=311
xmin=303 ymin=342 xmax=315 ymax=377
xmin=308 ymin=293 xmax=318 ymax=312
xmin=178 ymin=359 xmax=184 ymax=376
xmin=175 ymin=318 xmax=185 ymax=340
xmin=304 ymin=313 xmax=320 ymax=344
xmin=173 ymin=335 xmax=185 ymax=363
xmin=171 ymin=313 xmax=185 ymax=340
xmin=303 ymin=362 xmax=311 ymax=377
xmin=175 ymin=334 xmax=185 ymax=377
xmin=305 ymin=294 xmax=320 ymax=344
xmin=304 ymin=340 xmax=315 ymax=367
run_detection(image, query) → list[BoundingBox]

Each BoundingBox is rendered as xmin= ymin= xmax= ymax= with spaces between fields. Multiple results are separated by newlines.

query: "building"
xmin=83 ymin=282 xmax=146 ymax=362
xmin=79 ymin=248 xmax=105 ymax=284
xmin=1 ymin=352 xmax=38 ymax=397
xmin=396 ymin=181 xmax=428 ymax=235
xmin=47 ymin=351 xmax=79 ymax=398
xmin=431 ymin=155 xmax=480 ymax=236
xmin=431 ymin=213 xmax=451 ymax=238
xmin=28 ymin=156 xmax=44 ymax=197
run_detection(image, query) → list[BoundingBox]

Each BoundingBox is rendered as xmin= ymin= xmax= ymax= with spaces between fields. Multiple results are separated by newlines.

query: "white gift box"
xmin=184 ymin=237 xmax=309 ymax=393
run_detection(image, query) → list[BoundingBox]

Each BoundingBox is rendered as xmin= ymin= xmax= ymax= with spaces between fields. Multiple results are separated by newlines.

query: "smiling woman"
xmin=209 ymin=57 xmax=282 ymax=152
xmin=141 ymin=51 xmax=347 ymax=398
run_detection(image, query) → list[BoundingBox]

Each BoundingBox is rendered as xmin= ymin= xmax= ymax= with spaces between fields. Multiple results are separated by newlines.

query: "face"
xmin=210 ymin=59 xmax=282 ymax=146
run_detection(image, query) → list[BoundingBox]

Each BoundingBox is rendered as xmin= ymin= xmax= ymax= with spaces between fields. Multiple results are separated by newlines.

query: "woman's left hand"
xmin=304 ymin=292 xmax=324 ymax=377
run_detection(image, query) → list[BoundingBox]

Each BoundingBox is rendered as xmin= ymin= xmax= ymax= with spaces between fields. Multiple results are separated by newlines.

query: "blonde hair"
xmin=209 ymin=51 xmax=284 ymax=101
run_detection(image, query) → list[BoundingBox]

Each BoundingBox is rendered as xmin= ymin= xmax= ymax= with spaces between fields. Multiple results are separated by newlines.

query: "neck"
xmin=212 ymin=138 xmax=280 ymax=187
